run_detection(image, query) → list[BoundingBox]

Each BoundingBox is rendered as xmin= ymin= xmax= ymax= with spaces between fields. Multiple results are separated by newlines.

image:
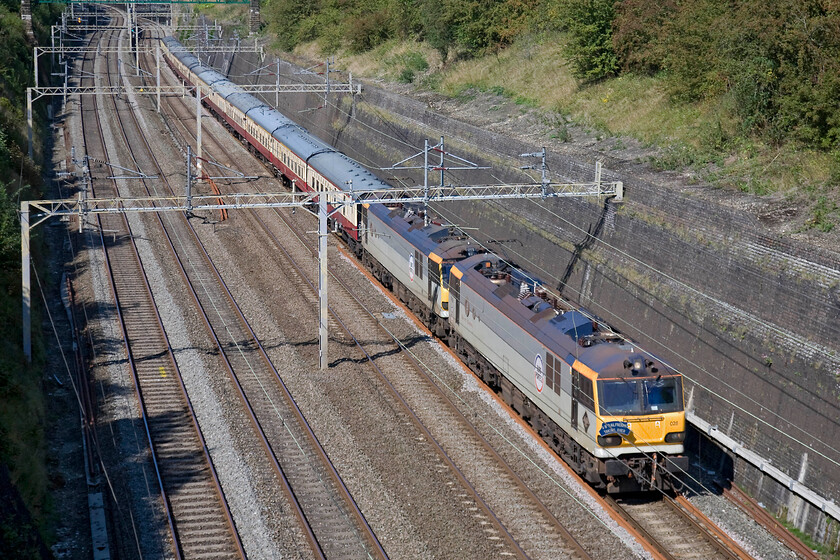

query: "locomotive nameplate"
xmin=599 ymin=420 xmax=631 ymax=437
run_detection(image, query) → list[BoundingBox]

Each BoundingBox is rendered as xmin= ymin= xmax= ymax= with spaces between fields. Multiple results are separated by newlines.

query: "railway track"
xmin=128 ymin=26 xmax=811 ymax=560
xmin=136 ymin=32 xmax=602 ymax=558
xmin=76 ymin=17 xmax=245 ymax=559
xmin=165 ymin=36 xmax=789 ymax=560
xmin=605 ymin=493 xmax=753 ymax=560
xmin=59 ymin=10 xmax=834 ymax=560
xmin=162 ymin=84 xmax=596 ymax=555
xmin=261 ymin=200 xmax=602 ymax=559
xmin=100 ymin=21 xmax=389 ymax=559
xmin=718 ymin=483 xmax=820 ymax=560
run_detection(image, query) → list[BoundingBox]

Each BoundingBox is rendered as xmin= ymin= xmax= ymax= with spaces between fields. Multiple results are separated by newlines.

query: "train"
xmin=161 ymin=36 xmax=689 ymax=493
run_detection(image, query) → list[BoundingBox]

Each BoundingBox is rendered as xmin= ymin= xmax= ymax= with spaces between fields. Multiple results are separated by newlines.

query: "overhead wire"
xmin=317 ymin=79 xmax=840 ymax=476
xmin=267 ymin=45 xmax=839 ymax=347
xmin=231 ymin=53 xmax=723 ymax=496
xmin=219 ymin=36 xmax=840 ymax=489
xmin=215 ymin=42 xmax=704 ymax=497
xmin=430 ymin=199 xmax=840 ymax=469
xmin=268 ymin=54 xmax=840 ymax=468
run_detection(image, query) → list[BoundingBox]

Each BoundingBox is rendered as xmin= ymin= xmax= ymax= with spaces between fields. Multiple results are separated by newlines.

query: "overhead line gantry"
xmin=21 ymin=173 xmax=623 ymax=365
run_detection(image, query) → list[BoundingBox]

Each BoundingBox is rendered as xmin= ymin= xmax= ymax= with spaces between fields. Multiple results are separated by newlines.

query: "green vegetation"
xmin=261 ymin=0 xmax=840 ymax=232
xmin=0 ymin=0 xmax=63 ymax=554
xmin=392 ymin=51 xmax=428 ymax=84
xmin=193 ymin=3 xmax=250 ymax=37
xmin=780 ymin=516 xmax=840 ymax=560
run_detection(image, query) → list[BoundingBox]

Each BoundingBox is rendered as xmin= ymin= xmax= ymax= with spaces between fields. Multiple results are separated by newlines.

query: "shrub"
xmin=557 ymin=0 xmax=619 ymax=81
xmin=346 ymin=10 xmax=393 ymax=53
xmin=612 ymin=0 xmax=676 ymax=74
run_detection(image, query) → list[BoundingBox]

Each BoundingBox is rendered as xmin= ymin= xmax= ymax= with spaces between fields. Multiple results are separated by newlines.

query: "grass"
xmin=280 ymin=30 xmax=840 ymax=232
xmin=435 ymin=36 xmax=699 ymax=145
xmin=779 ymin=517 xmax=840 ymax=559
xmin=299 ymin=38 xmax=442 ymax=85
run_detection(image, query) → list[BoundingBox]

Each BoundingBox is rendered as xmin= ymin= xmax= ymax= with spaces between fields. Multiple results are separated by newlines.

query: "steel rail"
xmin=78 ymin=25 xmax=182 ymax=558
xmin=88 ymin=21 xmax=246 ymax=558
xmin=104 ymin=25 xmax=324 ymax=559
xmin=141 ymin=33 xmax=389 ymax=558
xmin=605 ymin=493 xmax=753 ymax=560
xmin=257 ymin=207 xmax=536 ymax=558
xmin=257 ymin=199 xmax=603 ymax=559
xmin=117 ymin=28 xmax=388 ymax=558
xmin=602 ymin=495 xmax=676 ymax=560
xmin=717 ymin=483 xmax=820 ymax=560
xmin=673 ymin=495 xmax=753 ymax=559
xmin=175 ymin=208 xmax=386 ymax=560
xmin=147 ymin=194 xmax=327 ymax=559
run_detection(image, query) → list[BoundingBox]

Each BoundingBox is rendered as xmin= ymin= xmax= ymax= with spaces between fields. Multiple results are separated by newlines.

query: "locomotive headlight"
xmin=597 ymin=435 xmax=623 ymax=447
xmin=664 ymin=431 xmax=685 ymax=443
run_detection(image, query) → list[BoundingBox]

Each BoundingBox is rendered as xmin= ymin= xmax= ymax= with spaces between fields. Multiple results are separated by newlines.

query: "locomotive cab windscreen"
xmin=597 ymin=376 xmax=684 ymax=416
xmin=596 ymin=375 xmax=686 ymax=448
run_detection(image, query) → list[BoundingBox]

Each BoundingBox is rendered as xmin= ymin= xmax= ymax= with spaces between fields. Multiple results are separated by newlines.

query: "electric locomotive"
xmin=448 ymin=254 xmax=688 ymax=492
xmin=359 ymin=203 xmax=484 ymax=337
xmin=161 ymin=37 xmax=689 ymax=492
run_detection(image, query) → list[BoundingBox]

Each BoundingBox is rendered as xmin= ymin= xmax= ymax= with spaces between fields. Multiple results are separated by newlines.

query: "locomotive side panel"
xmin=449 ymin=269 xmax=589 ymax=454
xmin=365 ymin=207 xmax=432 ymax=309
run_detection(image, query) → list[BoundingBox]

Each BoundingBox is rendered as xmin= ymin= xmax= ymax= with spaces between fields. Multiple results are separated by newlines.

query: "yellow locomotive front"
xmin=575 ymin=356 xmax=689 ymax=492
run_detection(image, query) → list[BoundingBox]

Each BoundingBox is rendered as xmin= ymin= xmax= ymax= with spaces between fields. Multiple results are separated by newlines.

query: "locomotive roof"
xmin=432 ymin=238 xmax=482 ymax=262
xmin=368 ymin=204 xmax=474 ymax=256
xmin=575 ymin=343 xmax=674 ymax=379
xmin=454 ymin=253 xmax=674 ymax=379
